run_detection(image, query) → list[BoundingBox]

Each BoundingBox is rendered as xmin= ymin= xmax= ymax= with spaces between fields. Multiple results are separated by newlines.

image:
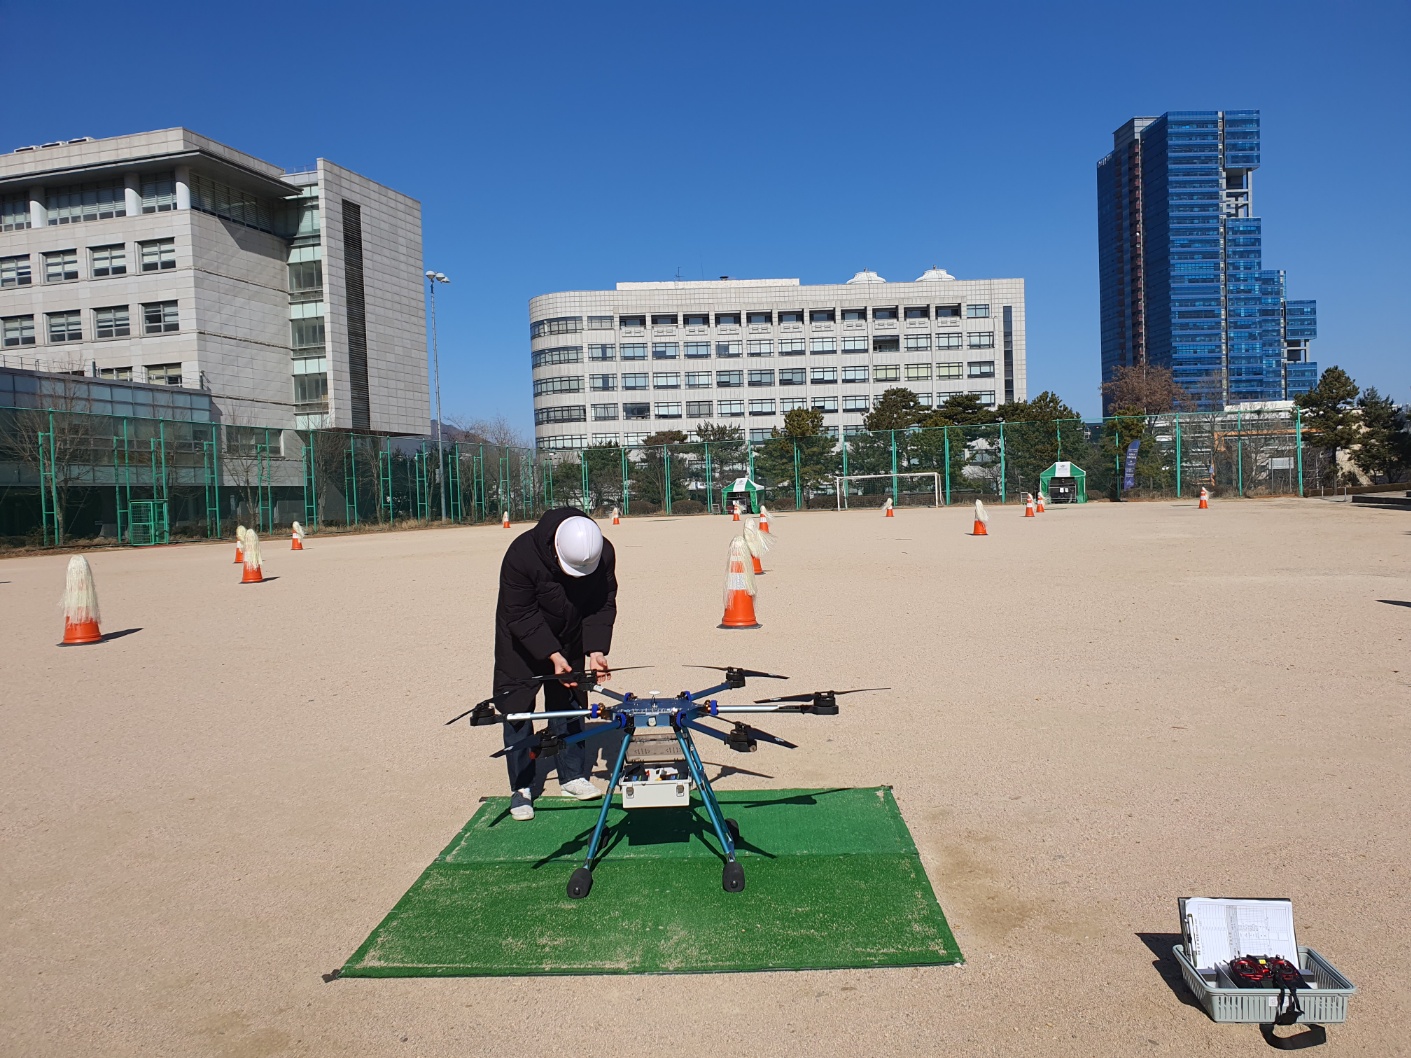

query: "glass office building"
xmin=1097 ymin=111 xmax=1317 ymax=411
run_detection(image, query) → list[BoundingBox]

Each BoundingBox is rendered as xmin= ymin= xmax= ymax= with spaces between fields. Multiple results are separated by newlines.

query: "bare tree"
xmin=1101 ymin=364 xmax=1194 ymax=415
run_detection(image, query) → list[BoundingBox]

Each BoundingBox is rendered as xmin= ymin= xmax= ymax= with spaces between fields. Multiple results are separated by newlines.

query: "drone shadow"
xmin=528 ymin=805 xmax=777 ymax=869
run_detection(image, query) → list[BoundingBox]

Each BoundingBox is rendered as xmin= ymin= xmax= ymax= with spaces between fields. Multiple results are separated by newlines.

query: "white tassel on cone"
xmin=62 ymin=555 xmax=101 ymax=625
xmin=241 ymin=530 xmax=264 ymax=582
xmin=723 ymin=535 xmax=757 ymax=607
xmin=292 ymin=521 xmax=304 ymax=540
xmin=743 ymin=517 xmax=770 ymax=556
xmin=974 ymin=499 xmax=989 ymax=525
xmin=236 ymin=524 xmax=247 ymax=545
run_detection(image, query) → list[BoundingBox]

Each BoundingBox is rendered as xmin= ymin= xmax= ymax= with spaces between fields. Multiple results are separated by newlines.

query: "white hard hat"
xmin=554 ymin=516 xmax=603 ymax=577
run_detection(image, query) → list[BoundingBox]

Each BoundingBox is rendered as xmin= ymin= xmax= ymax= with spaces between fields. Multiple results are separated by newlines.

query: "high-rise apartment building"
xmin=529 ymin=270 xmax=1025 ymax=450
xmin=0 ymin=128 xmax=428 ymax=435
xmin=1097 ymin=111 xmax=1317 ymax=411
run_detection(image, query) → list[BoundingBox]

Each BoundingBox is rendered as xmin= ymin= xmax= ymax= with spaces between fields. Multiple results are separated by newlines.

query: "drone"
xmin=446 ymin=666 xmax=885 ymax=898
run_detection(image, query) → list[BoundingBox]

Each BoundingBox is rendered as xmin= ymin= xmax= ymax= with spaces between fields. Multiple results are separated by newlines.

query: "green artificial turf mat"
xmin=340 ymin=787 xmax=962 ymax=976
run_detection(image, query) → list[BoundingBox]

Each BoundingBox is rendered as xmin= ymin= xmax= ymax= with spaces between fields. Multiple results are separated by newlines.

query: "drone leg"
xmin=676 ymin=728 xmax=737 ymax=860
xmin=570 ymin=730 xmax=631 ymax=899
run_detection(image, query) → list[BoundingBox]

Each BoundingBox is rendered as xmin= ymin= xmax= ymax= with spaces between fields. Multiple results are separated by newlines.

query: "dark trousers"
xmin=503 ymin=675 xmax=588 ymax=792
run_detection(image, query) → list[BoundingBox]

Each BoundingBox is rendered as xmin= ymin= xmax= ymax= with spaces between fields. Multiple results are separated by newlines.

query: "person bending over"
xmin=494 ymin=507 xmax=617 ymax=820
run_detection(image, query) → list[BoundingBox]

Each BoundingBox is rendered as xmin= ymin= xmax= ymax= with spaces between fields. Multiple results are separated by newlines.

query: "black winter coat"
xmin=492 ymin=507 xmax=617 ymax=707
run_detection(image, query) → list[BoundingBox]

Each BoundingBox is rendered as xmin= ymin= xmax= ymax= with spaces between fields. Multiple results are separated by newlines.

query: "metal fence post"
xmin=663 ymin=446 xmax=672 ymax=515
xmin=704 ymin=441 xmax=713 ymax=513
xmin=998 ymin=422 xmax=1006 ymax=504
xmin=943 ymin=428 xmax=951 ymax=504
xmin=793 ymin=441 xmax=802 ymax=510
xmin=1236 ymin=410 xmax=1244 ymax=497
xmin=1296 ymin=407 xmax=1304 ymax=497
xmin=620 ymin=447 xmax=629 ymax=516
xmin=889 ymin=430 xmax=898 ymax=500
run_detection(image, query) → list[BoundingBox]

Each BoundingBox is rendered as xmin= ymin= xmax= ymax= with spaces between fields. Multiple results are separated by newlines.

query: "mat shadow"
xmin=1136 ymin=932 xmax=1204 ymax=1012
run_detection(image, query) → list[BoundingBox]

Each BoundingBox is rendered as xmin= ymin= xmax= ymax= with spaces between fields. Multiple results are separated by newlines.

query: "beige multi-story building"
xmin=0 ymin=128 xmax=428 ymax=435
xmin=528 ymin=270 xmax=1026 ymax=449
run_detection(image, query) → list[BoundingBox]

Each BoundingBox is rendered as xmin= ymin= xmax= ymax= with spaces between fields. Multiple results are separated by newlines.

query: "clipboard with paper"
xmin=1178 ymin=896 xmax=1300 ymax=971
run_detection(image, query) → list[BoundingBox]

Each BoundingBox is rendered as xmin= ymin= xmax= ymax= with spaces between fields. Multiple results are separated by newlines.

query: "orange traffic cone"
xmin=759 ymin=506 xmax=770 ymax=534
xmin=234 ymin=524 xmax=247 ymax=563
xmin=290 ymin=520 xmax=305 ymax=551
xmin=502 ymin=510 xmax=511 ymax=528
xmin=719 ymin=536 xmax=760 ymax=629
xmin=972 ymin=499 xmax=989 ymax=536
xmin=59 ymin=555 xmax=103 ymax=646
xmin=884 ymin=497 xmax=895 ymax=517
xmin=611 ymin=506 xmax=620 ymax=525
xmin=240 ymin=530 xmax=264 ymax=584
xmin=1036 ymin=493 xmax=1046 ymax=514
xmin=1024 ymin=495 xmax=1035 ymax=518
xmin=732 ymin=502 xmax=741 ymax=522
xmin=1199 ymin=487 xmax=1209 ymax=510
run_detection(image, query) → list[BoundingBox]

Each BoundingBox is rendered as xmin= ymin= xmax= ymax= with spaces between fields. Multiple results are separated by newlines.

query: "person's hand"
xmin=549 ymin=652 xmax=577 ymax=687
xmin=587 ymin=652 xmax=611 ymax=684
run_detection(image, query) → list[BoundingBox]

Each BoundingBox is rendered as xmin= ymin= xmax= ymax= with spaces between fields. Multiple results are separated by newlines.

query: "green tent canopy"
xmin=1038 ymin=461 xmax=1087 ymax=504
xmin=721 ymin=476 xmax=761 ymax=514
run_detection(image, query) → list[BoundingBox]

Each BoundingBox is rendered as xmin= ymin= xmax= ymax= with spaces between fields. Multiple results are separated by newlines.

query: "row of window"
xmin=542 ymin=417 xmax=1003 ymax=448
xmin=0 ymin=240 xmax=176 ymax=287
xmin=532 ymin=333 xmax=994 ymax=366
xmin=536 ymin=389 xmax=999 ymax=427
xmin=60 ymin=362 xmax=185 ymax=386
xmin=0 ymin=173 xmax=177 ymax=232
xmin=530 ymin=304 xmax=993 ymax=336
xmin=2 ymin=302 xmax=180 ymax=346
xmin=539 ymin=361 xmax=998 ymax=393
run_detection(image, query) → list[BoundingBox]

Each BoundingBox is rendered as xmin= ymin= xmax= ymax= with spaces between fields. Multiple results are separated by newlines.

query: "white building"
xmin=528 ymin=270 xmax=1025 ymax=449
xmin=0 ymin=128 xmax=428 ymax=436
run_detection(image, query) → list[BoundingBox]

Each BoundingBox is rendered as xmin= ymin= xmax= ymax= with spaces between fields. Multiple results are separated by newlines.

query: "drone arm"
xmin=503 ymin=708 xmax=592 ymax=722
xmin=711 ymin=704 xmax=797 ymax=714
xmin=680 ymin=718 xmax=733 ymax=746
xmin=687 ymin=681 xmax=735 ymax=701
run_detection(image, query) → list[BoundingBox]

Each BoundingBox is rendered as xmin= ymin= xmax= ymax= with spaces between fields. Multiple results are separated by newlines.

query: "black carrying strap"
xmin=1260 ymin=962 xmax=1326 ymax=1050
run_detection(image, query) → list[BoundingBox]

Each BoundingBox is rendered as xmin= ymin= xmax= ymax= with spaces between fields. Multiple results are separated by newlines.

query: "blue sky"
xmin=6 ymin=0 xmax=1407 ymax=431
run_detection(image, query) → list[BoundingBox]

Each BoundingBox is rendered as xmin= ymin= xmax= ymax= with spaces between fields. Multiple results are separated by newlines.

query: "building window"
xmin=936 ymin=333 xmax=963 ymax=350
xmin=651 ymin=313 xmax=678 ymax=326
xmin=685 ymin=371 xmax=712 ymax=388
xmin=591 ymin=403 xmax=619 ymax=420
xmin=841 ymin=336 xmax=868 ymax=352
xmin=843 ymin=424 xmax=866 ymax=436
xmin=843 ymin=395 xmax=870 ymax=412
xmin=652 ymin=372 xmax=680 ymax=389
xmin=535 ymin=405 xmax=587 ymax=424
xmin=874 ymin=364 xmax=901 ymax=382
xmin=0 ymin=254 xmax=31 ymax=287
xmin=47 ymin=180 xmax=126 ymax=224
xmin=587 ymin=315 xmax=614 ymax=330
xmin=967 ymin=361 xmax=996 ymax=378
xmin=190 ymin=173 xmax=274 ymax=232
xmin=905 ymin=363 xmax=932 ymax=381
xmin=621 ymin=342 xmax=647 ymax=360
xmin=44 ymin=250 xmax=79 ymax=283
xmin=780 ymin=397 xmax=806 ymax=412
xmin=140 ymin=239 xmax=176 ymax=272
xmin=966 ymin=304 xmax=991 ymax=318
xmin=145 ymin=362 xmax=183 ymax=385
xmin=718 ymin=400 xmax=745 ymax=417
xmin=94 ymin=305 xmax=130 ymax=339
xmin=90 ymin=244 xmax=127 ymax=277
xmin=539 ymin=435 xmax=587 ymax=450
xmin=904 ymin=334 xmax=931 ymax=351
xmin=289 ymin=259 xmax=323 ymax=292
xmin=533 ymin=375 xmax=584 ymax=396
xmin=98 ymin=366 xmax=133 ymax=381
xmin=749 ymin=399 xmax=776 ymax=415
xmin=809 ymin=309 xmax=835 ymax=323
xmin=623 ymin=402 xmax=650 ymax=420
xmin=747 ymin=311 xmax=772 ymax=325
xmin=872 ymin=306 xmax=898 ymax=321
xmin=293 ymin=372 xmax=329 ymax=405
xmin=810 ymin=367 xmax=837 ymax=384
xmin=530 ymin=316 xmax=583 ymax=338
xmin=716 ymin=341 xmax=742 ymax=358
xmin=972 ymin=391 xmax=996 ymax=406
xmin=778 ymin=339 xmax=806 ymax=355
xmin=652 ymin=342 xmax=678 ymax=359
xmin=967 ymin=331 xmax=995 ymax=349
xmin=841 ymin=308 xmax=866 ymax=322
xmin=1 ymin=193 xmax=30 ymax=232
xmin=936 ymin=304 xmax=961 ymax=318
xmin=531 ymin=346 xmax=583 ymax=367
xmin=747 ymin=340 xmax=774 ymax=356
xmin=588 ymin=343 xmax=616 ymax=361
xmin=716 ymin=370 xmax=744 ymax=388
xmin=589 ymin=374 xmax=616 ymax=391
xmin=654 ymin=402 xmax=683 ymax=418
xmin=748 ymin=369 xmax=774 ymax=387
xmin=778 ymin=310 xmax=803 ymax=324
xmin=622 ymin=372 xmax=648 ymax=390
xmin=715 ymin=312 xmax=740 ymax=326
xmin=684 ymin=341 xmax=710 ymax=358
xmin=937 ymin=362 xmax=963 ymax=380
xmin=292 ymin=317 xmax=326 ymax=351
xmin=47 ymin=311 xmax=82 ymax=343
xmin=2 ymin=314 xmax=36 ymax=347
xmin=592 ymin=432 xmax=620 ymax=444
xmin=904 ymin=306 xmax=930 ymax=319
xmin=842 ymin=365 xmax=868 ymax=383
xmin=779 ymin=368 xmax=805 ymax=386
xmin=683 ymin=313 xmax=709 ymax=327
xmin=141 ymin=171 xmax=177 ymax=213
xmin=917 ymin=393 xmax=933 ymax=407
xmin=811 ymin=396 xmax=839 ymax=412
xmin=810 ymin=338 xmax=836 ymax=354
xmin=143 ymin=301 xmax=180 ymax=334
xmin=873 ymin=336 xmax=900 ymax=353
xmin=619 ymin=315 xmax=645 ymax=329
xmin=686 ymin=400 xmax=713 ymax=417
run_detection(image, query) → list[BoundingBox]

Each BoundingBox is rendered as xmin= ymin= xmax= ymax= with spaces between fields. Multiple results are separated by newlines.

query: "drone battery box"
xmin=621 ymin=776 xmax=691 ymax=809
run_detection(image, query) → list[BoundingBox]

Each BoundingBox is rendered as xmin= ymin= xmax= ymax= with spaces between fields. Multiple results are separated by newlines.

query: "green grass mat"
xmin=340 ymin=786 xmax=962 ymax=976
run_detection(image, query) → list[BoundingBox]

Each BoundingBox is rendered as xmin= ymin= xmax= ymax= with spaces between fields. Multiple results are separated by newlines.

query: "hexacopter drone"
xmin=446 ymin=666 xmax=885 ymax=898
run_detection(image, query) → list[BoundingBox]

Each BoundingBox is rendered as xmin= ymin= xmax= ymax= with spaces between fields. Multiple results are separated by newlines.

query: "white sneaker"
xmin=509 ymin=788 xmax=534 ymax=820
xmin=560 ymin=778 xmax=602 ymax=801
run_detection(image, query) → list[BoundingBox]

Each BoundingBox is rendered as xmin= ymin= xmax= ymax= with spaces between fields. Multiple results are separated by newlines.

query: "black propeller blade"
xmin=687 ymin=665 xmax=789 ymax=679
xmin=753 ymin=687 xmax=889 ymax=704
xmin=528 ymin=665 xmax=652 ymax=685
xmin=706 ymin=719 xmax=797 ymax=752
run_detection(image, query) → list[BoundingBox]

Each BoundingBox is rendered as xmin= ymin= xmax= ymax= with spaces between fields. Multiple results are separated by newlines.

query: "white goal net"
xmin=833 ymin=472 xmax=942 ymax=509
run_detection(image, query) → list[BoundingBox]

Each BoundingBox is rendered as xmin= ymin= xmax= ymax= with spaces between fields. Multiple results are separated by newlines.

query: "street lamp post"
xmin=425 ymin=270 xmax=450 ymax=520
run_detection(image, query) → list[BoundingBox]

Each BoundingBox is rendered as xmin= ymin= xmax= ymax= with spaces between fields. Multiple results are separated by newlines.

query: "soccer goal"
xmin=834 ymin=472 xmax=942 ymax=510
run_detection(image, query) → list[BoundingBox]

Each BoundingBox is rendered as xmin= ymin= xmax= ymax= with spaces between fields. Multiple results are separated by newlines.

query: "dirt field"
xmin=2 ymin=499 xmax=1407 ymax=1057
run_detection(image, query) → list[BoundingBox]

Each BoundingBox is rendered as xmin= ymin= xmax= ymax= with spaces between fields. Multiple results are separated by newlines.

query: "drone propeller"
xmin=528 ymin=665 xmax=652 ymax=685
xmin=686 ymin=665 xmax=789 ymax=691
xmin=445 ymin=666 xmax=651 ymax=725
xmin=753 ymin=687 xmax=889 ymax=704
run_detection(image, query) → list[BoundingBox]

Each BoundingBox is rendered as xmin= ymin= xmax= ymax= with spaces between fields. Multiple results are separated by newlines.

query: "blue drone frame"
xmin=448 ymin=666 xmax=881 ymax=898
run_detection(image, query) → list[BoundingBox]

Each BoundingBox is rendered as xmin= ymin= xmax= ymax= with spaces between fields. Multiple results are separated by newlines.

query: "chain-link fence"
xmin=0 ymin=405 xmax=1313 ymax=549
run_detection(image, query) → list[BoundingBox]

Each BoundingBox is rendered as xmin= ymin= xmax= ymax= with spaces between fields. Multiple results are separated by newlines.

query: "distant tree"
xmin=630 ymin=430 xmax=690 ymax=509
xmin=643 ymin=430 xmax=688 ymax=447
xmin=780 ymin=407 xmax=824 ymax=438
xmin=1100 ymin=364 xmax=1192 ymax=414
xmin=1296 ymin=367 xmax=1361 ymax=477
xmin=694 ymin=422 xmax=743 ymax=442
xmin=923 ymin=392 xmax=999 ymax=428
xmin=757 ymin=408 xmax=834 ymax=503
xmin=992 ymin=391 xmax=1091 ymax=495
xmin=1351 ymin=387 xmax=1411 ymax=483
xmin=863 ymin=388 xmax=925 ymax=431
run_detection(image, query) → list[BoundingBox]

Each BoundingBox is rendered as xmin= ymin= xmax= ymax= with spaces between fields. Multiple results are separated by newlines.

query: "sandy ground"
xmin=1 ymin=499 xmax=1407 ymax=1058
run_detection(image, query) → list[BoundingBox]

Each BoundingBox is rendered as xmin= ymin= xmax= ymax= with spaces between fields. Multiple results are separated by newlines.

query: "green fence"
xmin=0 ymin=404 xmax=1311 ymax=549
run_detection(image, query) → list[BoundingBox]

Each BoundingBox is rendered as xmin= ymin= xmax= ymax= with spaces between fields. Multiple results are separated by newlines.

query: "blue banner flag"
xmin=1123 ymin=439 xmax=1140 ymax=491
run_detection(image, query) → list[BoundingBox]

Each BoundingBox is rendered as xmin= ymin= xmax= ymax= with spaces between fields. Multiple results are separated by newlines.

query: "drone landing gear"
xmin=567 ymin=867 xmax=594 ymax=899
xmin=722 ymin=859 xmax=745 ymax=892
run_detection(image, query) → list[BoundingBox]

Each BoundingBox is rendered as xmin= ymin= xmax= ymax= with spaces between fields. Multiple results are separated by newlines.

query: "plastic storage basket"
xmin=1173 ymin=945 xmax=1355 ymax=1024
